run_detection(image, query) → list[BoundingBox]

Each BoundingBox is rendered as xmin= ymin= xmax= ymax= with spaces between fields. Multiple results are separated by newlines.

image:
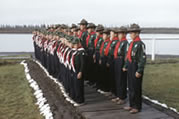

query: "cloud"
xmin=0 ymin=0 xmax=179 ymax=27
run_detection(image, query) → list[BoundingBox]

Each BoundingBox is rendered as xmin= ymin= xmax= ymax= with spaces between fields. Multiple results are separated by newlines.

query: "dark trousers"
xmin=69 ymin=71 xmax=76 ymax=100
xmin=94 ymin=52 xmax=101 ymax=88
xmin=128 ymin=61 xmax=143 ymax=110
xmin=108 ymin=56 xmax=116 ymax=93
xmin=114 ymin=57 xmax=127 ymax=100
xmin=74 ymin=72 xmax=84 ymax=103
xmin=86 ymin=49 xmax=95 ymax=84
xmin=100 ymin=56 xmax=110 ymax=92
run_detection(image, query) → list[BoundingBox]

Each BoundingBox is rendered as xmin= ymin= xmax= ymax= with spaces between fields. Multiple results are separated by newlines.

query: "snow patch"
xmin=20 ymin=60 xmax=53 ymax=119
xmin=143 ymin=95 xmax=179 ymax=114
xmin=33 ymin=59 xmax=78 ymax=106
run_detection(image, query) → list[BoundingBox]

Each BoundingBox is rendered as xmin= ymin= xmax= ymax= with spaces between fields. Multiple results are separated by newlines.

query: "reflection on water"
xmin=0 ymin=33 xmax=179 ymax=55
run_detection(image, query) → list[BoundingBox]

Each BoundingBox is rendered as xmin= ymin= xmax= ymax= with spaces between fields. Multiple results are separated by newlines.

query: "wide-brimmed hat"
xmin=74 ymin=27 xmax=80 ymax=32
xmin=96 ymin=24 xmax=104 ymax=32
xmin=117 ymin=26 xmax=128 ymax=33
xmin=128 ymin=24 xmax=141 ymax=32
xmin=78 ymin=19 xmax=88 ymax=25
xmin=87 ymin=23 xmax=96 ymax=29
xmin=110 ymin=27 xmax=119 ymax=33
xmin=70 ymin=24 xmax=77 ymax=29
xmin=102 ymin=28 xmax=110 ymax=34
xmin=60 ymin=24 xmax=68 ymax=29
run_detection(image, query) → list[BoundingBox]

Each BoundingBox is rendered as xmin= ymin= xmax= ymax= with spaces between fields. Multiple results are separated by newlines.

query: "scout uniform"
xmin=93 ymin=24 xmax=104 ymax=89
xmin=124 ymin=24 xmax=146 ymax=113
xmin=106 ymin=28 xmax=119 ymax=94
xmin=99 ymin=28 xmax=111 ymax=92
xmin=71 ymin=38 xmax=85 ymax=104
xmin=85 ymin=23 xmax=96 ymax=84
xmin=78 ymin=19 xmax=88 ymax=49
xmin=112 ymin=26 xmax=129 ymax=103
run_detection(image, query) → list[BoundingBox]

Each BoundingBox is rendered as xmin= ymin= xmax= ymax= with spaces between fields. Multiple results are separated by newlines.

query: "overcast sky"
xmin=0 ymin=0 xmax=179 ymax=27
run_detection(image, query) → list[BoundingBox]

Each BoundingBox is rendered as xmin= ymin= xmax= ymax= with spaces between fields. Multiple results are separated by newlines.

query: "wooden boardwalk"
xmin=76 ymin=82 xmax=174 ymax=119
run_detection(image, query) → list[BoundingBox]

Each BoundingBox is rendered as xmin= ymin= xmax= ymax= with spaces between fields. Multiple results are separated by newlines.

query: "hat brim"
xmin=96 ymin=29 xmax=104 ymax=32
xmin=87 ymin=26 xmax=96 ymax=29
xmin=117 ymin=30 xmax=128 ymax=33
xmin=128 ymin=29 xmax=141 ymax=32
xmin=78 ymin=23 xmax=88 ymax=25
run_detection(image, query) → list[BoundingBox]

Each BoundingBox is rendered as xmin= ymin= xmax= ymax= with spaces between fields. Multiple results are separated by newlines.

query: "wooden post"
xmin=151 ymin=38 xmax=155 ymax=61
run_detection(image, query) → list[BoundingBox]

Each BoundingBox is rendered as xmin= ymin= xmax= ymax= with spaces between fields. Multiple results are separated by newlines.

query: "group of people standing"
xmin=32 ymin=19 xmax=146 ymax=114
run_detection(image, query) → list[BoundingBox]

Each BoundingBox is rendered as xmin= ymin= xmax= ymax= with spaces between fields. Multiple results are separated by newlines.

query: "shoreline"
xmin=1 ymin=27 xmax=179 ymax=34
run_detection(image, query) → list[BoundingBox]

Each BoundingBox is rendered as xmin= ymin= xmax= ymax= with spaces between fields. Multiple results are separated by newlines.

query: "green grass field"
xmin=0 ymin=60 xmax=43 ymax=119
xmin=143 ymin=63 xmax=179 ymax=111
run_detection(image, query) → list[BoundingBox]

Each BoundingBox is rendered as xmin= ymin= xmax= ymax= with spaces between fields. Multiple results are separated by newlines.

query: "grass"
xmin=143 ymin=63 xmax=179 ymax=111
xmin=147 ymin=57 xmax=179 ymax=64
xmin=0 ymin=54 xmax=31 ymax=58
xmin=0 ymin=60 xmax=43 ymax=119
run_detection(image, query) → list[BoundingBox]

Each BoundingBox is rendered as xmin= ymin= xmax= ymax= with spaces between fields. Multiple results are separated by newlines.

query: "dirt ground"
xmin=26 ymin=60 xmax=85 ymax=119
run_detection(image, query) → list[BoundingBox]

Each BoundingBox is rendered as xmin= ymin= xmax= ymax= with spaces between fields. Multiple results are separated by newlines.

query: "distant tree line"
xmin=0 ymin=24 xmax=46 ymax=34
xmin=1 ymin=24 xmax=179 ymax=34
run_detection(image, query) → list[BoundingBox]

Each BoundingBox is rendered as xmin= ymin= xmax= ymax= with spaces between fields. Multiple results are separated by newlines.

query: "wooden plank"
xmin=76 ymin=83 xmax=174 ymax=119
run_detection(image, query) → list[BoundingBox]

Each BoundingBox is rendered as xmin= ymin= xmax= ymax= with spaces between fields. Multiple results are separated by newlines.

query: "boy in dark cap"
xmin=98 ymin=28 xmax=111 ymax=95
xmin=123 ymin=24 xmax=146 ymax=114
xmin=71 ymin=38 xmax=86 ymax=106
xmin=112 ymin=26 xmax=129 ymax=105
xmin=70 ymin=24 xmax=77 ymax=33
xmin=106 ymin=27 xmax=119 ymax=94
xmin=78 ymin=19 xmax=88 ymax=49
xmin=85 ymin=23 xmax=96 ymax=84
xmin=93 ymin=24 xmax=104 ymax=88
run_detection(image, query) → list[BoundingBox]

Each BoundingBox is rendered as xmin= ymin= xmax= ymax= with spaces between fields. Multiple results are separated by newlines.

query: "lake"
xmin=0 ymin=33 xmax=179 ymax=55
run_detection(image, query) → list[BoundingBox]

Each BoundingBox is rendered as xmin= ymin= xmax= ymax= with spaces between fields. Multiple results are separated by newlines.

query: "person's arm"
xmin=123 ymin=42 xmax=129 ymax=70
xmin=136 ymin=43 xmax=146 ymax=74
xmin=79 ymin=51 xmax=85 ymax=72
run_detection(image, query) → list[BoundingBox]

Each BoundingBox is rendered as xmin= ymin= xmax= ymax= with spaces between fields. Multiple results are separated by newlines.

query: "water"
xmin=0 ymin=34 xmax=33 ymax=52
xmin=0 ymin=33 xmax=179 ymax=55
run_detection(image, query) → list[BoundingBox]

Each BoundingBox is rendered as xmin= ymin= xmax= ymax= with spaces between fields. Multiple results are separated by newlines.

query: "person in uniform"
xmin=78 ymin=19 xmax=88 ymax=49
xmin=70 ymin=24 xmax=77 ymax=33
xmin=111 ymin=26 xmax=128 ymax=105
xmin=71 ymin=37 xmax=86 ymax=106
xmin=85 ymin=23 xmax=96 ymax=84
xmin=93 ymin=24 xmax=104 ymax=89
xmin=123 ymin=24 xmax=146 ymax=114
xmin=106 ymin=28 xmax=119 ymax=94
xmin=98 ymin=28 xmax=111 ymax=94
xmin=78 ymin=19 xmax=88 ymax=82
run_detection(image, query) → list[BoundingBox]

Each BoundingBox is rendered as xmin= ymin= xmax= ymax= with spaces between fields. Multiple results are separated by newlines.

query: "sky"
xmin=0 ymin=0 xmax=179 ymax=27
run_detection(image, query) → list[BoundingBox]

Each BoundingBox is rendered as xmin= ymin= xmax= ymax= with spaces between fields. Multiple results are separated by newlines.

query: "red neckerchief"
xmin=104 ymin=37 xmax=118 ymax=56
xmin=114 ymin=37 xmax=127 ymax=59
xmin=52 ymin=40 xmax=58 ymax=48
xmin=126 ymin=36 xmax=141 ymax=62
xmin=100 ymin=38 xmax=110 ymax=55
xmin=79 ymin=29 xmax=86 ymax=38
xmin=86 ymin=31 xmax=96 ymax=47
xmin=75 ymin=33 xmax=79 ymax=37
xmin=57 ymin=43 xmax=62 ymax=53
xmin=94 ymin=35 xmax=103 ymax=48
xmin=41 ymin=38 xmax=47 ymax=45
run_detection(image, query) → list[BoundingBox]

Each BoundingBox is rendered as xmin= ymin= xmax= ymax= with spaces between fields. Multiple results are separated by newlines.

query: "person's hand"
xmin=106 ymin=63 xmax=110 ymax=67
xmin=99 ymin=59 xmax=102 ymax=64
xmin=135 ymin=72 xmax=142 ymax=78
xmin=77 ymin=72 xmax=82 ymax=79
xmin=93 ymin=55 xmax=96 ymax=63
xmin=122 ymin=68 xmax=128 ymax=72
xmin=93 ymin=55 xmax=96 ymax=59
